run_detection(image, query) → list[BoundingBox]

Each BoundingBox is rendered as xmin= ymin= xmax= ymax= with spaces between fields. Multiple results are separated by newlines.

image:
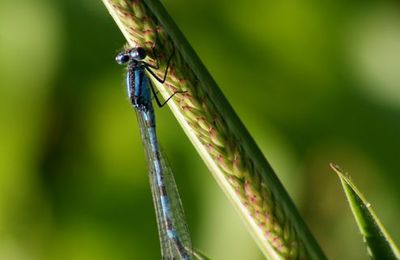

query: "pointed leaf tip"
xmin=330 ymin=164 xmax=400 ymax=259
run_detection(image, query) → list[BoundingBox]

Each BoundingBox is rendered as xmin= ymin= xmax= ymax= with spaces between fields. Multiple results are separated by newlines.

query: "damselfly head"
xmin=129 ymin=47 xmax=146 ymax=60
xmin=115 ymin=52 xmax=130 ymax=65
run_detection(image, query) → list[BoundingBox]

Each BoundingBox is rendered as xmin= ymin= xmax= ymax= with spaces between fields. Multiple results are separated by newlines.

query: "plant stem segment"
xmin=102 ymin=0 xmax=326 ymax=258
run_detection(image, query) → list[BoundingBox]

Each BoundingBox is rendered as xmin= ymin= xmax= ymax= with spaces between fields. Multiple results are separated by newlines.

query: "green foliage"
xmin=1 ymin=0 xmax=400 ymax=259
xmin=331 ymin=164 xmax=400 ymax=259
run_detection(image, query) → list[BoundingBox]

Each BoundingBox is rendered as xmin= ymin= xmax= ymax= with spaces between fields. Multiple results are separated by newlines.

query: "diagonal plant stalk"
xmin=102 ymin=0 xmax=326 ymax=259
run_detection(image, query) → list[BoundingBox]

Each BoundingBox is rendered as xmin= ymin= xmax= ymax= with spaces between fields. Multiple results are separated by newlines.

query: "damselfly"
xmin=116 ymin=47 xmax=192 ymax=260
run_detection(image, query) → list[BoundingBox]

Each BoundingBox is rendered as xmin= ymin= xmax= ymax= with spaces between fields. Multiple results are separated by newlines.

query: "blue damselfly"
xmin=116 ymin=47 xmax=192 ymax=260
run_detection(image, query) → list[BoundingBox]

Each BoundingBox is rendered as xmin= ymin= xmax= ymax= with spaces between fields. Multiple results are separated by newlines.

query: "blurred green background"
xmin=1 ymin=0 xmax=400 ymax=259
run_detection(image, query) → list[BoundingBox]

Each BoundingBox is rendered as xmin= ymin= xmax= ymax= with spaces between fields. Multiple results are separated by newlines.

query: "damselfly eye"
xmin=129 ymin=47 xmax=147 ymax=60
xmin=115 ymin=53 xmax=130 ymax=65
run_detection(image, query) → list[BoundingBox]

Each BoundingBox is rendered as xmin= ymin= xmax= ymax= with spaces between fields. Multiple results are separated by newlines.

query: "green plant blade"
xmin=330 ymin=163 xmax=400 ymax=259
xmin=102 ymin=0 xmax=326 ymax=258
xmin=192 ymin=248 xmax=212 ymax=260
